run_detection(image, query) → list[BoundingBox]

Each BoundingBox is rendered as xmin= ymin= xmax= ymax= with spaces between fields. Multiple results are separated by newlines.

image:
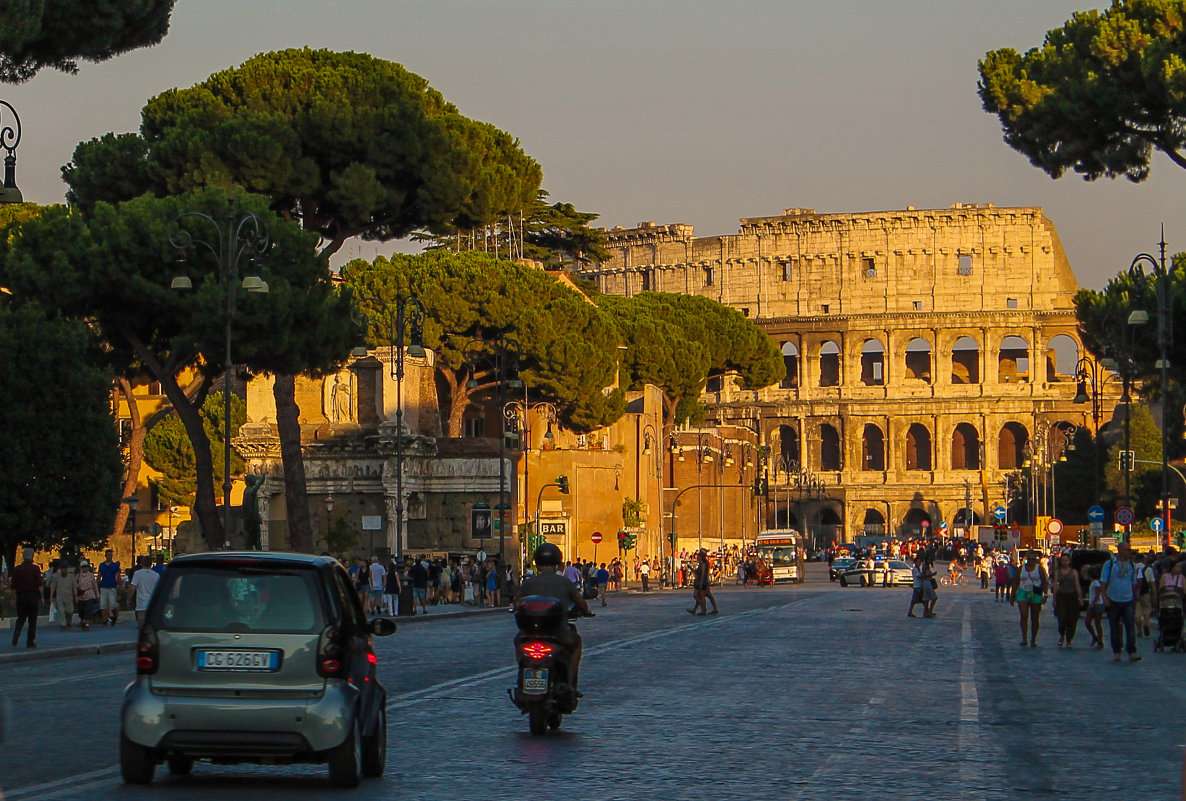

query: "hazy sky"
xmin=3 ymin=0 xmax=1182 ymax=290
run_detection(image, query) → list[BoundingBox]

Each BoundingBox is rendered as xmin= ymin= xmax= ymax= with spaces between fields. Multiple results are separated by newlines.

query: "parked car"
xmin=120 ymin=552 xmax=397 ymax=787
xmin=839 ymin=559 xmax=913 ymax=587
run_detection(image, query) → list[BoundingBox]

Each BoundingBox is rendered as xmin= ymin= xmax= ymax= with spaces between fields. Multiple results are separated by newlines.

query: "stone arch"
xmin=819 ymin=340 xmax=841 ymax=387
xmin=820 ymin=423 xmax=842 ymax=471
xmin=902 ymin=507 xmax=932 ymax=536
xmin=951 ymin=422 xmax=981 ymax=470
xmin=862 ymin=508 xmax=886 ymax=536
xmin=998 ymin=422 xmax=1029 ymax=469
xmin=775 ymin=508 xmax=801 ymax=529
xmin=905 ymin=423 xmax=932 ymax=471
xmin=780 ymin=341 xmax=800 ymax=388
xmin=860 ymin=339 xmax=885 ymax=386
xmin=952 ymin=336 xmax=980 ymax=384
xmin=778 ymin=424 xmax=800 ymax=469
xmin=905 ymin=337 xmax=932 ymax=382
xmin=1045 ymin=334 xmax=1079 ymax=383
xmin=999 ymin=335 xmax=1030 ymax=383
xmin=862 ymin=424 xmax=885 ymax=471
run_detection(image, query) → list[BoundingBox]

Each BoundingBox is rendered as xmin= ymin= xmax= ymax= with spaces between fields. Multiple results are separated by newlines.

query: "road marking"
xmin=1 ymin=765 xmax=119 ymax=801
xmin=957 ymin=604 xmax=986 ymax=797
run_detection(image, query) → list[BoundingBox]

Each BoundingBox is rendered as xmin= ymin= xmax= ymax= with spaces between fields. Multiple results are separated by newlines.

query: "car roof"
xmin=168 ymin=551 xmax=339 ymax=570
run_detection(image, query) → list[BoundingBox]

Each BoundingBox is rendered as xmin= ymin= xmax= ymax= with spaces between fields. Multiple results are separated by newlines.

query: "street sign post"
xmin=1116 ymin=507 xmax=1134 ymax=526
xmin=1046 ymin=518 xmax=1064 ymax=537
xmin=1151 ymin=517 xmax=1165 ymax=533
xmin=993 ymin=506 xmax=1007 ymax=521
xmin=591 ymin=530 xmax=602 ymax=562
xmin=1087 ymin=506 xmax=1105 ymax=523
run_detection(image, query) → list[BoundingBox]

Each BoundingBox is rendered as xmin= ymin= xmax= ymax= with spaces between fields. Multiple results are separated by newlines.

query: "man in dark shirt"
xmin=518 ymin=544 xmax=591 ymax=690
xmin=10 ymin=548 xmax=42 ymax=647
xmin=408 ymin=558 xmax=429 ymax=615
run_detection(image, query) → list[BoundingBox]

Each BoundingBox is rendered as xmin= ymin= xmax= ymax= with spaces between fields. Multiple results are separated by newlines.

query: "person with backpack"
xmin=1134 ymin=552 xmax=1156 ymax=638
xmin=1101 ymin=543 xmax=1142 ymax=662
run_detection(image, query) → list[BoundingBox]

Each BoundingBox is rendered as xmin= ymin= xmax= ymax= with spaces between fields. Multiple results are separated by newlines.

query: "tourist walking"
xmin=129 ymin=555 xmax=160 ymax=624
xmin=1012 ymin=553 xmax=1048 ymax=647
xmin=48 ymin=561 xmax=76 ymax=630
xmin=687 ymin=550 xmax=718 ymax=615
xmin=1084 ymin=565 xmax=1106 ymax=648
xmin=10 ymin=548 xmax=41 ymax=647
xmin=596 ymin=563 xmax=609 ymax=607
xmin=97 ymin=549 xmax=121 ymax=626
xmin=1101 ymin=543 xmax=1142 ymax=662
xmin=639 ymin=559 xmax=651 ymax=592
xmin=367 ymin=556 xmax=386 ymax=616
xmin=1051 ymin=553 xmax=1080 ymax=647
xmin=75 ymin=561 xmax=98 ymax=631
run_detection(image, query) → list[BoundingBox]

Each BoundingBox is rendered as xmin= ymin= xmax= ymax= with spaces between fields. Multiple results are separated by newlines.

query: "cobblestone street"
xmin=1 ymin=566 xmax=1181 ymax=800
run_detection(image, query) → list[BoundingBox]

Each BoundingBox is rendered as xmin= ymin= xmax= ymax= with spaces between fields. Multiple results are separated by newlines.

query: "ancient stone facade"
xmin=578 ymin=204 xmax=1121 ymax=544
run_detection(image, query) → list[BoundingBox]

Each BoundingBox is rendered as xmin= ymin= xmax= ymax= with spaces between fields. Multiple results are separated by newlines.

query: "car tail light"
xmin=317 ymin=626 xmax=347 ymax=678
xmin=520 ymin=641 xmax=555 ymax=660
xmin=136 ymin=625 xmax=159 ymax=675
xmin=366 ymin=652 xmax=378 ymax=665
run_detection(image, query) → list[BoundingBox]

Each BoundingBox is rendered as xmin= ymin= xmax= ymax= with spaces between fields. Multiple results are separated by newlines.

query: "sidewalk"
xmin=0 ymin=604 xmax=509 ymax=666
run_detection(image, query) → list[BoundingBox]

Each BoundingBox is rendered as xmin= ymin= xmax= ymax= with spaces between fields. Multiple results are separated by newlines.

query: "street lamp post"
xmin=1127 ymin=237 xmax=1174 ymax=546
xmin=0 ymin=100 xmax=22 ymax=204
xmin=170 ymin=201 xmax=270 ymax=547
xmin=503 ymin=398 xmax=557 ymax=566
xmin=465 ymin=336 xmax=522 ymax=561
xmin=353 ymin=294 xmax=426 ymax=560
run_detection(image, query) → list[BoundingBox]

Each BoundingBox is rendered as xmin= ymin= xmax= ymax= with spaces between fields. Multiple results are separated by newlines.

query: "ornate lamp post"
xmin=352 ymin=294 xmax=427 ymax=559
xmin=170 ymin=201 xmax=270 ymax=547
xmin=503 ymin=398 xmax=557 ymax=568
xmin=465 ymin=335 xmax=522 ymax=561
xmin=0 ymin=101 xmax=21 ymax=204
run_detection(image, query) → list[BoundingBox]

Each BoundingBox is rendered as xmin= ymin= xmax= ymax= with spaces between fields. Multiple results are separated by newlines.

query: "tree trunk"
xmin=443 ymin=372 xmax=471 ymax=438
xmin=163 ymin=375 xmax=222 ymax=550
xmin=112 ymin=377 xmax=148 ymax=539
xmin=274 ymin=373 xmax=313 ymax=552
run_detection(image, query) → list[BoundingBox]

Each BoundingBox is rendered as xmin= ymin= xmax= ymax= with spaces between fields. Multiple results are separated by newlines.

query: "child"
xmin=1084 ymin=565 xmax=1105 ymax=649
xmin=993 ymin=559 xmax=1010 ymax=602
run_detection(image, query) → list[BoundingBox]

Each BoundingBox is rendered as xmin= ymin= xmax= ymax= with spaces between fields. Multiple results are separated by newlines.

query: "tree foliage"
xmin=63 ymin=48 xmax=543 ymax=255
xmin=979 ymin=0 xmax=1186 ymax=181
xmin=0 ymin=187 xmax=353 ymax=547
xmin=144 ymin=392 xmax=245 ymax=508
xmin=0 ymin=0 xmax=176 ymax=83
xmin=1104 ymin=402 xmax=1165 ymax=517
xmin=602 ymin=292 xmax=785 ymax=425
xmin=341 ymin=251 xmax=625 ymax=435
xmin=0 ymin=302 xmax=121 ymax=573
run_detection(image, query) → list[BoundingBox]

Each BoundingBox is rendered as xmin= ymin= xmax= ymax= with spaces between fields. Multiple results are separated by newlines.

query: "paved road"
xmin=1 ymin=566 xmax=1181 ymax=800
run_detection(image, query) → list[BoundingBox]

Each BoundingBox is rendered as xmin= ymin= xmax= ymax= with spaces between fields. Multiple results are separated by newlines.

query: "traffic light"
xmin=624 ymin=533 xmax=637 ymax=549
xmin=1119 ymin=450 xmax=1135 ymax=471
xmin=618 ymin=531 xmax=627 ymax=550
xmin=1175 ymin=531 xmax=1185 ymax=550
xmin=759 ymin=476 xmax=769 ymax=496
xmin=556 ymin=475 xmax=570 ymax=494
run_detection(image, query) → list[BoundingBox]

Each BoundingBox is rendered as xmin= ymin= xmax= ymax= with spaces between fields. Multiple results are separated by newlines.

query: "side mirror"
xmin=370 ymin=617 xmax=397 ymax=637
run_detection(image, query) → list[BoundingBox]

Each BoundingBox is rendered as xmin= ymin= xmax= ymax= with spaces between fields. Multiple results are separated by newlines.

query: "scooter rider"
xmin=517 ymin=543 xmax=591 ymax=689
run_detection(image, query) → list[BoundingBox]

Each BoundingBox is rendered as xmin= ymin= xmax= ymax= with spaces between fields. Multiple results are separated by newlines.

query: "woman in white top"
xmin=1011 ymin=554 xmax=1048 ymax=647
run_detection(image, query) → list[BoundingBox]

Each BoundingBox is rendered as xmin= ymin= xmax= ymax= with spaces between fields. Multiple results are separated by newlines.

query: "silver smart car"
xmin=120 ymin=552 xmax=395 ymax=787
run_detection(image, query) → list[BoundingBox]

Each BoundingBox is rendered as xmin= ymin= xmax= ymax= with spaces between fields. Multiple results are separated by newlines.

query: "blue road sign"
xmin=1087 ymin=505 xmax=1106 ymax=523
xmin=1116 ymin=507 xmax=1134 ymax=526
xmin=993 ymin=506 xmax=1007 ymax=521
xmin=1151 ymin=517 xmax=1165 ymax=532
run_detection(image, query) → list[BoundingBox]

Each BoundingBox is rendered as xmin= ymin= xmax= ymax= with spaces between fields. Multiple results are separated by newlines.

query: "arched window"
xmin=999 ymin=422 xmax=1029 ymax=469
xmin=951 ymin=423 xmax=981 ymax=470
xmin=902 ymin=508 xmax=932 ymax=536
xmin=860 ymin=339 xmax=885 ymax=386
xmin=820 ymin=423 xmax=842 ymax=471
xmin=906 ymin=423 xmax=932 ymax=471
xmin=863 ymin=508 xmax=886 ymax=536
xmin=819 ymin=340 xmax=841 ymax=387
xmin=952 ymin=336 xmax=980 ymax=384
xmin=778 ymin=425 xmax=799 ymax=469
xmin=905 ymin=337 xmax=932 ymax=382
xmin=999 ymin=335 xmax=1030 ymax=383
xmin=862 ymin=424 xmax=885 ymax=471
xmin=1045 ymin=334 xmax=1079 ymax=383
xmin=780 ymin=342 xmax=800 ymax=389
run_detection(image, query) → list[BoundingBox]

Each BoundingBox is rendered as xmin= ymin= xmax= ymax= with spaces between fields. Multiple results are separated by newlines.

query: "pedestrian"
xmin=1084 ymin=565 xmax=1105 ymax=649
xmin=611 ymin=559 xmax=624 ymax=591
xmin=75 ymin=561 xmax=98 ymax=631
xmin=1135 ymin=553 xmax=1156 ymax=638
xmin=596 ymin=563 xmax=609 ymax=607
xmin=408 ymin=557 xmax=429 ymax=614
xmin=993 ymin=558 xmax=1010 ymax=602
xmin=639 ymin=559 xmax=651 ymax=592
xmin=1011 ymin=553 xmax=1048 ymax=647
xmin=908 ymin=555 xmax=925 ymax=617
xmin=485 ymin=559 xmax=500 ymax=607
xmin=97 ymin=549 xmax=121 ymax=626
xmin=367 ymin=556 xmax=386 ymax=616
xmin=129 ymin=555 xmax=160 ymax=624
xmin=1101 ymin=543 xmax=1142 ymax=662
xmin=382 ymin=559 xmax=400 ymax=616
xmin=48 ymin=561 xmax=77 ymax=630
xmin=1051 ymin=553 xmax=1081 ymax=648
xmin=10 ymin=548 xmax=42 ymax=647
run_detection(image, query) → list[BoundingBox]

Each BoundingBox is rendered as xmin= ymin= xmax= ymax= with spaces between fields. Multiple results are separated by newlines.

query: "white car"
xmin=838 ymin=559 xmax=913 ymax=587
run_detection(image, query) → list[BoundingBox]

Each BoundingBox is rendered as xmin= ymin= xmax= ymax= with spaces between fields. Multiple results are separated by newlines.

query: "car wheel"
xmin=839 ymin=576 xmax=848 ymax=587
xmin=327 ymin=717 xmax=363 ymax=788
xmin=166 ymin=755 xmax=194 ymax=775
xmin=361 ymin=706 xmax=387 ymax=778
xmin=120 ymin=733 xmax=156 ymax=785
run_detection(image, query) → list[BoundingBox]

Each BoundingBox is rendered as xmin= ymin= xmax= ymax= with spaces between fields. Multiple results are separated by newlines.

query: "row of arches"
xmin=774 ymin=420 xmax=1070 ymax=473
xmin=779 ymin=333 xmax=1079 ymax=389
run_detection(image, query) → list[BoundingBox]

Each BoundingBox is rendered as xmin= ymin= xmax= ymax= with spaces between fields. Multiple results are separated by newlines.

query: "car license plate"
xmin=196 ymin=649 xmax=280 ymax=671
xmin=522 ymin=668 xmax=548 ymax=695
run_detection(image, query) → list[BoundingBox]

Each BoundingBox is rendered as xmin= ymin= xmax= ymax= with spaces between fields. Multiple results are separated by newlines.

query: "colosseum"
xmin=577 ymin=203 xmax=1120 ymax=546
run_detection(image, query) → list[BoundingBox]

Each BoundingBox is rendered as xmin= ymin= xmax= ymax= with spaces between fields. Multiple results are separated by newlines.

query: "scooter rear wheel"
xmin=548 ymin=713 xmax=562 ymax=730
xmin=528 ymin=707 xmax=549 ymax=735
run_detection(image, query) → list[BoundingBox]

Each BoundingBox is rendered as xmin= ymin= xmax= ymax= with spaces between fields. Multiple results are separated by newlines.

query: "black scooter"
xmin=507 ymin=595 xmax=591 ymax=735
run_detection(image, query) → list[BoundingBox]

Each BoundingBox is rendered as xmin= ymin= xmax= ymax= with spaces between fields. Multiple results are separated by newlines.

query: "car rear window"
xmin=151 ymin=566 xmax=325 ymax=633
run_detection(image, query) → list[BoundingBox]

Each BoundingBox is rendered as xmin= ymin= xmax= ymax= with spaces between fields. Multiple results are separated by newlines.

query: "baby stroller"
xmin=1155 ymin=585 xmax=1184 ymax=652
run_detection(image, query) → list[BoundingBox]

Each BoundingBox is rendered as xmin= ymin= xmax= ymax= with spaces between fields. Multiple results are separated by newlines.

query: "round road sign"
xmin=590 ymin=531 xmax=603 ymax=544
xmin=1088 ymin=505 xmax=1106 ymax=523
xmin=1046 ymin=518 xmax=1063 ymax=536
xmin=921 ymin=520 xmax=930 ymax=528
xmin=993 ymin=506 xmax=1007 ymax=521
xmin=1116 ymin=507 xmax=1134 ymax=526
xmin=1151 ymin=517 xmax=1165 ymax=532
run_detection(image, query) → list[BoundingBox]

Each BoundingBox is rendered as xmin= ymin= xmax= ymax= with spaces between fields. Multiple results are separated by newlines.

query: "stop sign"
xmin=591 ymin=531 xmax=603 ymax=544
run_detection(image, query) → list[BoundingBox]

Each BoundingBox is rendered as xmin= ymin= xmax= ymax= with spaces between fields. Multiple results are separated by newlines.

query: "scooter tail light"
xmin=520 ymin=641 xmax=555 ymax=659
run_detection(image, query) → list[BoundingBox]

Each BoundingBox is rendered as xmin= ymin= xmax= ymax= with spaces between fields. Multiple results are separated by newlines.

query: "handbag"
xmin=929 ymin=578 xmax=938 ymax=589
